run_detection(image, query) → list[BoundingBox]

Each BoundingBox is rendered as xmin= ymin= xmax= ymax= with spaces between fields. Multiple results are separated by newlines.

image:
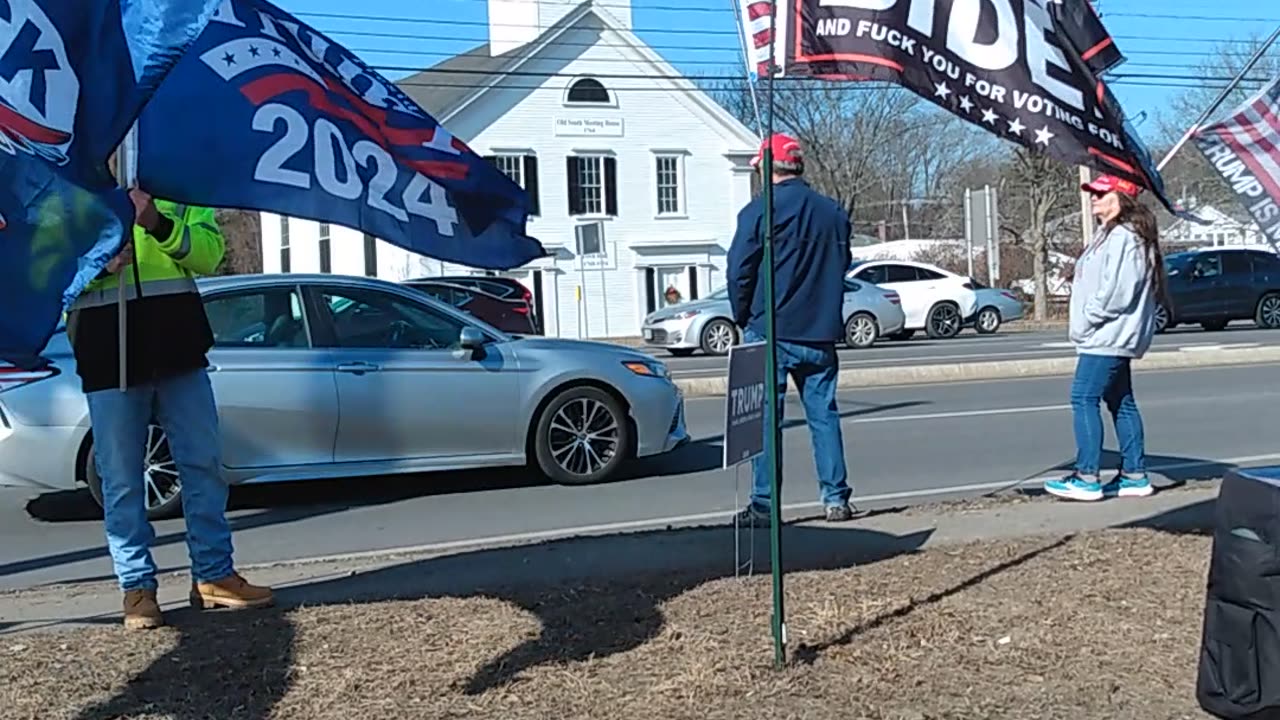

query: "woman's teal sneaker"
xmin=1103 ymin=475 xmax=1155 ymax=498
xmin=1044 ymin=474 xmax=1104 ymax=501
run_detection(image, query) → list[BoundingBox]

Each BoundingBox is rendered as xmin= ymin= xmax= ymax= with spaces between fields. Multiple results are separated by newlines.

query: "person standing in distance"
xmin=1044 ymin=174 xmax=1166 ymax=502
xmin=726 ymin=132 xmax=859 ymax=525
xmin=66 ymin=184 xmax=273 ymax=630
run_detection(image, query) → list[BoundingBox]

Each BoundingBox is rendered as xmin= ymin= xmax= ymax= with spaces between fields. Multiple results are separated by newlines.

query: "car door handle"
xmin=336 ymin=362 xmax=381 ymax=375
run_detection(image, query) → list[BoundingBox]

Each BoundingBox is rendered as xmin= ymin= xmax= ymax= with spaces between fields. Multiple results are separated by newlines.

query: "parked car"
xmin=0 ymin=274 xmax=688 ymax=519
xmin=411 ymin=275 xmax=542 ymax=334
xmin=966 ymin=280 xmax=1025 ymax=334
xmin=641 ymin=280 xmax=905 ymax=356
xmin=1158 ymin=247 xmax=1280 ymax=333
xmin=841 ymin=279 xmax=906 ymax=348
xmin=846 ymin=260 xmax=979 ymax=340
xmin=402 ymin=279 xmax=538 ymax=335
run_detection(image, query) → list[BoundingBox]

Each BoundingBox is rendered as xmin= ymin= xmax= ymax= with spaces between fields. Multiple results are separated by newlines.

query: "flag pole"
xmin=1157 ymin=24 xmax=1280 ymax=172
xmin=116 ymin=125 xmax=139 ymax=392
xmin=729 ymin=0 xmax=765 ymax=135
xmin=762 ymin=0 xmax=785 ymax=671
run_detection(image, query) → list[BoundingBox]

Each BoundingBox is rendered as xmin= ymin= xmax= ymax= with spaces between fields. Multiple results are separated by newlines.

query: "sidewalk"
xmin=0 ymin=483 xmax=1221 ymax=719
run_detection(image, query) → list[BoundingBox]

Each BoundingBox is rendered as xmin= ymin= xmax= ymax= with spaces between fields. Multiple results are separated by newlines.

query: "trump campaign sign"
xmin=136 ymin=0 xmax=545 ymax=270
xmin=0 ymin=0 xmax=221 ymax=364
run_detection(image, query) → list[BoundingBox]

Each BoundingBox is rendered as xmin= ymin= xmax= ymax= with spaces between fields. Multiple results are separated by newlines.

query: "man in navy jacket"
xmin=727 ymin=132 xmax=858 ymax=524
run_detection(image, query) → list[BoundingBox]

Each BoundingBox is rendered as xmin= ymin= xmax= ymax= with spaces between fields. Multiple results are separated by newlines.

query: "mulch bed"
xmin=1 ymin=528 xmax=1215 ymax=720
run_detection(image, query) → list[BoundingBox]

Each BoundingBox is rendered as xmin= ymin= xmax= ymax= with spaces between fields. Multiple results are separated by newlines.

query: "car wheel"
xmin=844 ymin=312 xmax=879 ymax=349
xmin=668 ymin=348 xmax=696 ymax=358
xmin=1257 ymin=293 xmax=1280 ymax=329
xmin=700 ymin=319 xmax=738 ymax=356
xmin=85 ymin=423 xmax=184 ymax=521
xmin=1201 ymin=318 xmax=1229 ymax=332
xmin=1154 ymin=304 xmax=1171 ymax=334
xmin=534 ymin=386 xmax=632 ymax=486
xmin=925 ymin=302 xmax=963 ymax=339
xmin=975 ymin=307 xmax=1002 ymax=335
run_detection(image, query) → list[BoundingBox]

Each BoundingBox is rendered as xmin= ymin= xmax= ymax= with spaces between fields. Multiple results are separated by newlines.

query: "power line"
xmin=373 ymin=60 xmax=1276 ymax=86
xmin=300 ymin=7 xmax=1280 ymax=36
xmin=387 ymin=75 xmax=1267 ymax=93
xmin=321 ymin=25 xmax=1278 ymax=50
xmin=1106 ymin=12 xmax=1280 ymax=22
xmin=299 ymin=10 xmax=740 ymax=36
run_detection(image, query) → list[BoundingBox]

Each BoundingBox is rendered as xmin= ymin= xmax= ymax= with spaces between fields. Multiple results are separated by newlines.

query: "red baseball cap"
xmin=751 ymin=132 xmax=803 ymax=167
xmin=1082 ymin=174 xmax=1141 ymax=198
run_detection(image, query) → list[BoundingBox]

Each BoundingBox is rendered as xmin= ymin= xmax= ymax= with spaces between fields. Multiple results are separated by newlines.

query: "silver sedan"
xmin=0 ymin=274 xmax=689 ymax=518
xmin=642 ymin=280 xmax=906 ymax=356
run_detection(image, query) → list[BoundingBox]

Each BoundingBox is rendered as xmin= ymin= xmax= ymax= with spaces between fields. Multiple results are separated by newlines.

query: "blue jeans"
xmin=745 ymin=329 xmax=851 ymax=510
xmin=86 ymin=369 xmax=234 ymax=591
xmin=1070 ymin=353 xmax=1147 ymax=477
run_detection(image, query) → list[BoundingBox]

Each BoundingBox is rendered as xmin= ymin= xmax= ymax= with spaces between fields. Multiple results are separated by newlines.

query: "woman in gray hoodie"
xmin=1044 ymin=174 xmax=1169 ymax=502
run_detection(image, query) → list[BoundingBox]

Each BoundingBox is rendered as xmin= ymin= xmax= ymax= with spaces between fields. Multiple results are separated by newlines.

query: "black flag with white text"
xmin=768 ymin=0 xmax=1181 ymax=215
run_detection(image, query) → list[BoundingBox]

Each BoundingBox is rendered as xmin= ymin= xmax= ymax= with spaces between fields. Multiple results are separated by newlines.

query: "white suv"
xmin=847 ymin=260 xmax=978 ymax=339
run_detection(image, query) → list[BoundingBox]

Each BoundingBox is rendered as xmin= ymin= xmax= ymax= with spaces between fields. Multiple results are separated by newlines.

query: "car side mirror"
xmin=459 ymin=327 xmax=485 ymax=350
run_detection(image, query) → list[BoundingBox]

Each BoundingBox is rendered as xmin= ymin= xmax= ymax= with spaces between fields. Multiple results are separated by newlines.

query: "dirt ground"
xmin=1 ymin=528 xmax=1215 ymax=720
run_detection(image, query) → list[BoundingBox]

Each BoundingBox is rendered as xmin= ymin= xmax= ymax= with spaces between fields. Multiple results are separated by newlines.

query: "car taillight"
xmin=962 ymin=282 xmax=975 ymax=290
xmin=884 ymin=292 xmax=901 ymax=304
xmin=1001 ymin=291 xmax=1018 ymax=301
xmin=513 ymin=305 xmax=529 ymax=314
xmin=0 ymin=366 xmax=55 ymax=393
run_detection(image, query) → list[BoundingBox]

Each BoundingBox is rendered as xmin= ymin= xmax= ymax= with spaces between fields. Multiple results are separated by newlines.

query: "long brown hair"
xmin=1105 ymin=193 xmax=1169 ymax=306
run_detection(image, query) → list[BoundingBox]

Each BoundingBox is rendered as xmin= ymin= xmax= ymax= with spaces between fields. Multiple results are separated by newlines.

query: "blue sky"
xmin=285 ymin=0 xmax=1279 ymax=140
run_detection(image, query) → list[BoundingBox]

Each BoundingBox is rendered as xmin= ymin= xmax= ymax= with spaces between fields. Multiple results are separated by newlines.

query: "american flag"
xmin=1194 ymin=74 xmax=1280 ymax=247
xmin=736 ymin=0 xmax=773 ymax=80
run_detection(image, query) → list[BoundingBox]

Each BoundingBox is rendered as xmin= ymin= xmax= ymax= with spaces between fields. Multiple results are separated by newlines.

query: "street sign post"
xmin=965 ymin=186 xmax=1000 ymax=284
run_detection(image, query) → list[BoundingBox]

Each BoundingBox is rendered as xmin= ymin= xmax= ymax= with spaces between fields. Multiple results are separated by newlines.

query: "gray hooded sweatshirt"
xmin=1068 ymin=223 xmax=1158 ymax=359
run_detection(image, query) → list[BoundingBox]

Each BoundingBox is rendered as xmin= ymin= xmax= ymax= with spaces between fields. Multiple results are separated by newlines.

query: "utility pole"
xmin=1079 ymin=165 xmax=1094 ymax=247
xmin=1080 ymin=0 xmax=1100 ymax=250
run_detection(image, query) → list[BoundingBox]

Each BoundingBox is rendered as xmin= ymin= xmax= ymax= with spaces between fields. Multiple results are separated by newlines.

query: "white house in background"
xmin=259 ymin=0 xmax=759 ymax=339
xmin=1164 ymin=204 xmax=1267 ymax=248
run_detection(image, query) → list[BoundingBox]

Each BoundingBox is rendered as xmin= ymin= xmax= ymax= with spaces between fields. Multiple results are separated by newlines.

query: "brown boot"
xmin=190 ymin=573 xmax=274 ymax=610
xmin=123 ymin=589 xmax=164 ymax=630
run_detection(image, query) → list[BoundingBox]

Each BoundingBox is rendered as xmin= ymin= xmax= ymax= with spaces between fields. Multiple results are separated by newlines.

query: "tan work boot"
xmin=123 ymin=589 xmax=164 ymax=630
xmin=190 ymin=573 xmax=274 ymax=610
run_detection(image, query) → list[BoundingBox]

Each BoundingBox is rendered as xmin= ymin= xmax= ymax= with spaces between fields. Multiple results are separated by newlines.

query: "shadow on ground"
xmin=67 ymin=519 xmax=935 ymax=719
xmin=62 ymin=464 xmax=1238 ymax=719
xmin=1002 ymin=450 xmax=1239 ymax=500
xmin=71 ymin=608 xmax=295 ymax=720
xmin=10 ymin=399 xmax=926 ymax=584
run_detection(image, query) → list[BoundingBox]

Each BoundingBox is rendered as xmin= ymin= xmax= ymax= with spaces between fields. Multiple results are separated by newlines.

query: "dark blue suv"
xmin=1158 ymin=248 xmax=1280 ymax=333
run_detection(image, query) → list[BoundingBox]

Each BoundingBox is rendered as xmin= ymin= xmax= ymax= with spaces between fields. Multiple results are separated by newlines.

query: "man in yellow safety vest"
xmin=66 ymin=187 xmax=273 ymax=630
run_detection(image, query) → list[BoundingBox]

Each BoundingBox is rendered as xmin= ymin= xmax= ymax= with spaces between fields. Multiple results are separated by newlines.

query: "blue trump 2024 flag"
xmin=137 ymin=0 xmax=545 ymax=271
xmin=0 ymin=0 xmax=222 ymax=365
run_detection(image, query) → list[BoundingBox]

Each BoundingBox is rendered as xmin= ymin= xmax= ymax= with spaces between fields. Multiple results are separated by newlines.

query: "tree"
xmin=215 ymin=209 xmax=262 ymax=275
xmin=703 ymin=77 xmax=988 ymax=238
xmin=1157 ymin=36 xmax=1280 ymax=217
xmin=1006 ymin=149 xmax=1077 ymax=320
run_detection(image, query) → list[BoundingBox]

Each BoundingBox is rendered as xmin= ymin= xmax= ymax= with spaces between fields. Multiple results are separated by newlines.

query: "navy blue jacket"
xmin=726 ymin=178 xmax=852 ymax=344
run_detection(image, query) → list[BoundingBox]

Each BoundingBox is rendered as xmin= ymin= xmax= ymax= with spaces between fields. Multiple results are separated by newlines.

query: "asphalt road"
xmin=2 ymin=362 xmax=1278 ymax=593
xmin=661 ymin=323 xmax=1280 ymax=377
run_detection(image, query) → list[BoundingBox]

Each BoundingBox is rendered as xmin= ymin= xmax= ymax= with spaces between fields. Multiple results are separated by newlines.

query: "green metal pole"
xmin=762 ymin=2 xmax=785 ymax=669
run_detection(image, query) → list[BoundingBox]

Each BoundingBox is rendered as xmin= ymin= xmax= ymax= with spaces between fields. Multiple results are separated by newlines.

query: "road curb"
xmin=673 ymin=344 xmax=1280 ymax=397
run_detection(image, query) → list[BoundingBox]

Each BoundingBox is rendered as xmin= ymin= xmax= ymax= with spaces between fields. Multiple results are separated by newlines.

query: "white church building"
xmin=259 ymin=0 xmax=759 ymax=338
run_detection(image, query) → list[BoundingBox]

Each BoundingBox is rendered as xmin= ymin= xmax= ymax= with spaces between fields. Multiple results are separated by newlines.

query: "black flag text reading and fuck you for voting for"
xmin=746 ymin=0 xmax=1187 ymax=217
